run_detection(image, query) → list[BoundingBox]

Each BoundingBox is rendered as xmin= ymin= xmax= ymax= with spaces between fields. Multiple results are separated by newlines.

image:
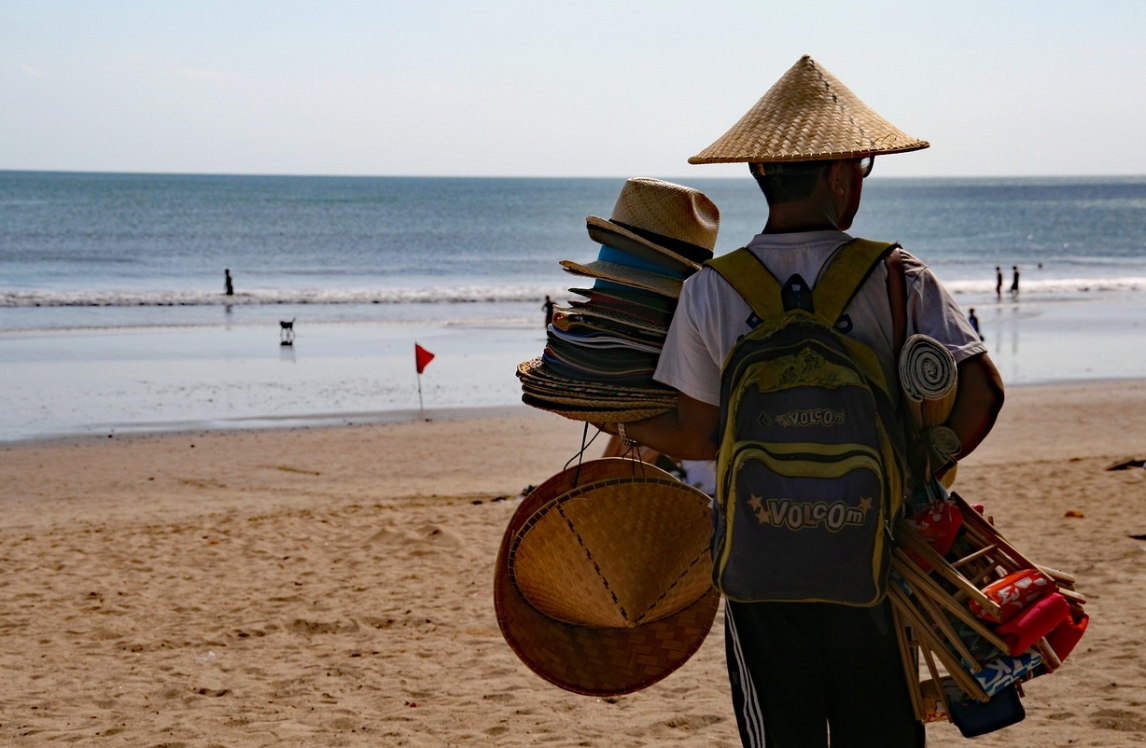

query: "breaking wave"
xmin=0 ymin=283 xmax=568 ymax=308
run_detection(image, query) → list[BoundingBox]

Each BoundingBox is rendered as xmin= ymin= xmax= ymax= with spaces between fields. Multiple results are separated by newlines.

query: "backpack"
xmin=706 ymin=238 xmax=908 ymax=606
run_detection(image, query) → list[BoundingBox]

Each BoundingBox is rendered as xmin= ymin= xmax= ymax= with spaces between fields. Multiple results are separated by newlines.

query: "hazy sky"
xmin=3 ymin=1 xmax=1144 ymax=178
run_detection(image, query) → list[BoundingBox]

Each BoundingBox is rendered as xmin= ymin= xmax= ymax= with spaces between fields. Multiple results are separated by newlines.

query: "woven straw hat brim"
xmin=521 ymin=379 xmax=676 ymax=402
xmin=494 ymin=459 xmax=719 ymax=696
xmin=560 ymin=260 xmax=683 ymax=299
xmin=522 ymin=391 xmax=669 ymax=407
xmin=521 ymin=394 xmax=675 ymax=423
xmin=520 ymin=373 xmax=676 ymax=400
xmin=519 ymin=360 xmax=677 ymax=420
xmin=688 ymin=55 xmax=929 ymax=164
xmin=585 ymin=216 xmax=703 ymax=273
xmin=521 ymin=390 xmax=673 ymax=409
xmin=524 ymin=389 xmax=675 ymax=408
xmin=522 ymin=381 xmax=673 ymax=400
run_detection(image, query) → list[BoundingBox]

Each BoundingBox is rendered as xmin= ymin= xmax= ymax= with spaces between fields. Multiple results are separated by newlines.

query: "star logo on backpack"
xmin=747 ymin=493 xmax=768 ymax=523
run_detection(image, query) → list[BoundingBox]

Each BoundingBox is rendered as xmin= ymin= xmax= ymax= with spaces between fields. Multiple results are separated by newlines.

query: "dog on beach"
xmin=280 ymin=318 xmax=296 ymax=345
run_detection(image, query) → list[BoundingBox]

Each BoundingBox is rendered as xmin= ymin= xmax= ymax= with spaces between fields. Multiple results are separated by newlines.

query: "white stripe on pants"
xmin=726 ymin=603 xmax=768 ymax=747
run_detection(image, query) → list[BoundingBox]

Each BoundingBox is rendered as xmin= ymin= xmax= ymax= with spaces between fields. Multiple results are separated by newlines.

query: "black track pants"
xmin=725 ymin=599 xmax=926 ymax=748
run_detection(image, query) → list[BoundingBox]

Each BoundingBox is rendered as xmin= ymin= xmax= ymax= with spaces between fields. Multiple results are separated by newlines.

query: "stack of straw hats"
xmin=518 ymin=177 xmax=719 ymax=422
xmin=494 ymin=458 xmax=720 ymax=695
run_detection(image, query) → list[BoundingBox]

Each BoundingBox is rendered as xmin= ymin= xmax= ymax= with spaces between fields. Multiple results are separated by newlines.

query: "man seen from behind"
xmin=600 ymin=55 xmax=1005 ymax=747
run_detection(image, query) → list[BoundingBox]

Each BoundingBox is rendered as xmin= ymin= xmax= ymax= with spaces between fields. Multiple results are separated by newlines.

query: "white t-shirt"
xmin=654 ymin=230 xmax=986 ymax=406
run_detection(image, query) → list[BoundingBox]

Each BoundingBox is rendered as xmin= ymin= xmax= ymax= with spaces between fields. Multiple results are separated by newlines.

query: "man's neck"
xmin=763 ymin=203 xmax=839 ymax=234
xmin=760 ymin=195 xmax=843 ymax=233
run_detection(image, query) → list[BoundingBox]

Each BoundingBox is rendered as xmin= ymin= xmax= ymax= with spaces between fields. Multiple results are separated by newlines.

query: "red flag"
xmin=414 ymin=343 xmax=435 ymax=374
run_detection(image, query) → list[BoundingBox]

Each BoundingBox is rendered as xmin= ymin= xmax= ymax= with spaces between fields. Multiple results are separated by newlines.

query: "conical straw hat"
xmin=494 ymin=458 xmax=719 ymax=696
xmin=689 ymin=55 xmax=929 ymax=164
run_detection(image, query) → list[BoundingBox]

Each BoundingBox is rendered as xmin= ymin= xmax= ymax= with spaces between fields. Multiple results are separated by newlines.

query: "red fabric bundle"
xmin=970 ymin=568 xmax=1054 ymax=623
xmin=907 ymin=500 xmax=964 ymax=556
xmin=995 ymin=592 xmax=1071 ymax=655
xmin=1045 ymin=608 xmax=1089 ymax=662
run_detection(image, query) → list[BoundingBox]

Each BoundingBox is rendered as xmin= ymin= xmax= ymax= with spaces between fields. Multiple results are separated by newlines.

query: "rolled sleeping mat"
xmin=900 ymin=334 xmax=959 ymax=427
xmin=928 ymin=425 xmax=962 ymax=470
xmin=928 ymin=425 xmax=962 ymax=488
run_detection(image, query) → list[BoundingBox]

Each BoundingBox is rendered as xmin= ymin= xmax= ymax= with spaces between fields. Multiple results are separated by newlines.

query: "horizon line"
xmin=4 ymin=168 xmax=1146 ymax=181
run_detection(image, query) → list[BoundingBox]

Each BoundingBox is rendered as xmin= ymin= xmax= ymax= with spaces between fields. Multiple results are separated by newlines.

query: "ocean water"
xmin=2 ymin=171 xmax=1145 ymax=442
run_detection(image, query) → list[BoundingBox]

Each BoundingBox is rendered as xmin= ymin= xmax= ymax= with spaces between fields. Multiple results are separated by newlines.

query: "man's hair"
xmin=749 ymin=161 xmax=832 ymax=205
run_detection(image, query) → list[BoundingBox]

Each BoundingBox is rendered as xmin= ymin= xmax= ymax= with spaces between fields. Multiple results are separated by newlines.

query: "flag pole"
xmin=414 ymin=342 xmax=434 ymax=413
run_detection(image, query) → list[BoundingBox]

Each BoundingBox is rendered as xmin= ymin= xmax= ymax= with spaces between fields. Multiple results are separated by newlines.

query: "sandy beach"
xmin=2 ymin=382 xmax=1145 ymax=746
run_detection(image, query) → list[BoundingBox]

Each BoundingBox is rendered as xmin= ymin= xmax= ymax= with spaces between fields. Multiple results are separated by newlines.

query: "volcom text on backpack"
xmin=707 ymin=239 xmax=907 ymax=606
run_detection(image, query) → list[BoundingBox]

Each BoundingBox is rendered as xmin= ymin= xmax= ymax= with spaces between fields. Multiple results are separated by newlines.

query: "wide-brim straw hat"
xmin=494 ymin=458 xmax=720 ymax=696
xmin=689 ymin=55 xmax=929 ymax=164
xmin=517 ymin=357 xmax=677 ymax=422
xmin=521 ymin=394 xmax=677 ymax=423
xmin=585 ymin=178 xmax=720 ymax=272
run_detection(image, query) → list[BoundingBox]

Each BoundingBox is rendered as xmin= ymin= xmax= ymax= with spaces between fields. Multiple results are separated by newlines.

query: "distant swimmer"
xmin=1010 ymin=265 xmax=1020 ymax=294
xmin=995 ymin=266 xmax=1003 ymax=298
xmin=968 ymin=308 xmax=982 ymax=340
xmin=224 ymin=268 xmax=234 ymax=296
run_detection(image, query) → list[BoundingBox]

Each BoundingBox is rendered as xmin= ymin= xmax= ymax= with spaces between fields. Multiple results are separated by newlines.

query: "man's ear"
xmin=828 ymin=160 xmax=847 ymax=196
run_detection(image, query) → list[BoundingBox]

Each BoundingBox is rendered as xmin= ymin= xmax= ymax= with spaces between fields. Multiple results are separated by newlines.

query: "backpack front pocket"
xmin=714 ymin=443 xmax=887 ymax=605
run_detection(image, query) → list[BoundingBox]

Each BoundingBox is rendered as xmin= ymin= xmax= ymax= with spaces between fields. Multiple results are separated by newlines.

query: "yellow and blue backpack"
xmin=707 ymin=239 xmax=908 ymax=606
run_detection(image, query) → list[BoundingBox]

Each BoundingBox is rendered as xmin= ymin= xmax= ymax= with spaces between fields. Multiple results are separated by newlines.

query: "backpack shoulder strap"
xmin=885 ymin=247 xmax=908 ymax=354
xmin=812 ymin=238 xmax=901 ymax=325
xmin=704 ymin=248 xmax=785 ymax=320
